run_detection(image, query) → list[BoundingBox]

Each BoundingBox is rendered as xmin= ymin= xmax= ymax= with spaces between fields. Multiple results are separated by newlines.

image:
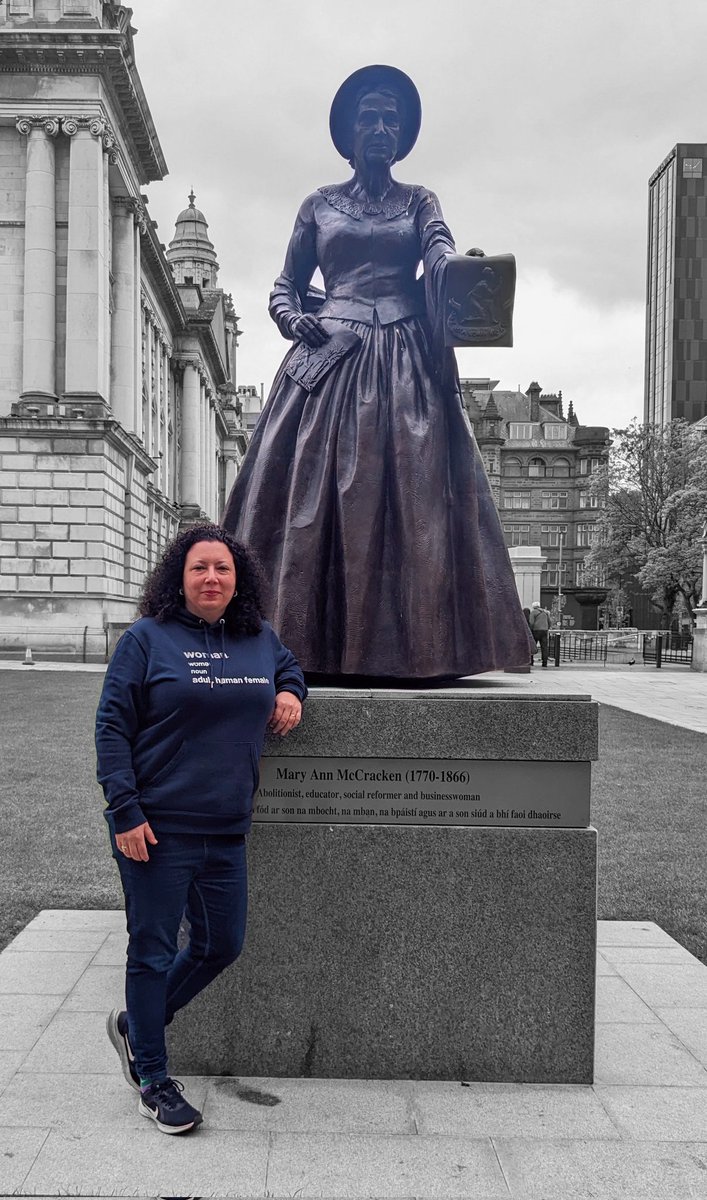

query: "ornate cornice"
xmin=1 ymin=29 xmax=166 ymax=182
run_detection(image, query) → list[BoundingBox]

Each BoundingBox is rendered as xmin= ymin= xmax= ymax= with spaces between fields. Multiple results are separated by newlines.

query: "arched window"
xmin=553 ymin=457 xmax=570 ymax=478
xmin=502 ymin=457 xmax=522 ymax=477
xmin=528 ymin=457 xmax=546 ymax=478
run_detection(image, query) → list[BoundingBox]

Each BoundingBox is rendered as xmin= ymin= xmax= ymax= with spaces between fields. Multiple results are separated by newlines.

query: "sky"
xmin=129 ymin=0 xmax=707 ymax=431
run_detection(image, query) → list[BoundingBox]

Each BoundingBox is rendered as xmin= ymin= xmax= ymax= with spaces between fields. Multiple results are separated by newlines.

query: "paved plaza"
xmin=1 ymin=660 xmax=706 ymax=1197
xmin=1 ymin=913 xmax=706 ymax=1198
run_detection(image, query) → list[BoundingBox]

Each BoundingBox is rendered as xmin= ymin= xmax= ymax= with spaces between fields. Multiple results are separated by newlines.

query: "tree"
xmin=586 ymin=420 xmax=707 ymax=627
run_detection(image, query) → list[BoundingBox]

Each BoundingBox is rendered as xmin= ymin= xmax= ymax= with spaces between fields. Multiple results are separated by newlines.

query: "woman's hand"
xmin=465 ymin=247 xmax=485 ymax=257
xmin=115 ymin=821 xmax=158 ymax=863
xmin=290 ymin=314 xmax=329 ymax=348
xmin=269 ymin=691 xmax=303 ymax=737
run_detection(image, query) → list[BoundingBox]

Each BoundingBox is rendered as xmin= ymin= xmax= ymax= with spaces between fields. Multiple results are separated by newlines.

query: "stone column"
xmin=145 ymin=315 xmax=153 ymax=459
xmin=207 ymin=400 xmax=214 ymax=518
xmin=133 ymin=205 xmax=145 ymax=435
xmin=509 ymin=545 xmax=546 ymax=608
xmin=63 ymin=116 xmax=110 ymax=408
xmin=109 ymin=197 xmax=137 ymax=431
xmin=223 ymin=453 xmax=239 ymax=498
xmin=162 ymin=344 xmax=171 ymax=497
xmin=17 ymin=116 xmax=59 ymax=402
xmin=199 ymin=376 xmax=207 ymax=515
xmin=179 ymin=359 xmax=201 ymax=517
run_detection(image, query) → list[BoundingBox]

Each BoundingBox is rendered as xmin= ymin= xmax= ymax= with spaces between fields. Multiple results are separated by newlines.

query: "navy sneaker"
xmin=106 ymin=1008 xmax=140 ymax=1092
xmin=139 ymin=1078 xmax=203 ymax=1135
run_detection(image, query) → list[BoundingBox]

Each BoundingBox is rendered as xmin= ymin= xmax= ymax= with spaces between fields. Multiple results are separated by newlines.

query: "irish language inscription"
xmin=254 ymin=757 xmax=590 ymax=827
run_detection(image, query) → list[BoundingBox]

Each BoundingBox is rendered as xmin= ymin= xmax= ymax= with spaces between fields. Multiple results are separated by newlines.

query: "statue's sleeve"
xmin=416 ymin=188 xmax=458 ymax=384
xmin=269 ymin=194 xmax=319 ymax=340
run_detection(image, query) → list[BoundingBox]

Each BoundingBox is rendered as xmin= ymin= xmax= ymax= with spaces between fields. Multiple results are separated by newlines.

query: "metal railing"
xmin=0 ymin=626 xmax=110 ymax=663
xmin=548 ymin=629 xmax=693 ymax=668
xmin=642 ymin=632 xmax=694 ymax=667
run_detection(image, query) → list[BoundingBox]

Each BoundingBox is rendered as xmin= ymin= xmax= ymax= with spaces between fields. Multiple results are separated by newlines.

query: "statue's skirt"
xmin=222 ymin=314 xmax=535 ymax=679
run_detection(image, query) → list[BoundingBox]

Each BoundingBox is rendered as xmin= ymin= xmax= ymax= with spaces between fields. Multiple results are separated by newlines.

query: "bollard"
xmin=23 ymin=647 xmax=34 ymax=666
xmin=655 ymin=634 xmax=662 ymax=669
xmin=553 ymin=633 xmax=561 ymax=667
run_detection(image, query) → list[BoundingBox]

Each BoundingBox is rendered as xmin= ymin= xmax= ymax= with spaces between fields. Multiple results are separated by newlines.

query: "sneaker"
xmin=139 ymin=1078 xmax=203 ymax=1135
xmin=106 ymin=1008 xmax=140 ymax=1092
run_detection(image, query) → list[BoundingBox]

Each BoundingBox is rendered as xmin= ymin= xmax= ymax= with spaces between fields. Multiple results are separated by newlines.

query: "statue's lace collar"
xmin=318 ymin=181 xmax=420 ymax=220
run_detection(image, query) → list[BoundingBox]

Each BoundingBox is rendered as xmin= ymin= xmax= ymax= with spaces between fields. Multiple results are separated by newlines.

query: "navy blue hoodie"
xmin=95 ymin=610 xmax=306 ymax=837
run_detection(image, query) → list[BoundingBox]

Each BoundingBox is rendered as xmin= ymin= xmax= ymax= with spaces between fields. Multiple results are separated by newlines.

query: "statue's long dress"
xmin=222 ymin=182 xmax=534 ymax=678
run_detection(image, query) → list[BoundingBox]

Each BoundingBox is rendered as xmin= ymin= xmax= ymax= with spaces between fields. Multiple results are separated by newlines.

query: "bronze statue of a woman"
xmin=222 ymin=64 xmax=534 ymax=680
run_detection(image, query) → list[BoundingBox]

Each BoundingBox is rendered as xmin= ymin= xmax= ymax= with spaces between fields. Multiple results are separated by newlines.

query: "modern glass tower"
xmin=644 ymin=143 xmax=707 ymax=427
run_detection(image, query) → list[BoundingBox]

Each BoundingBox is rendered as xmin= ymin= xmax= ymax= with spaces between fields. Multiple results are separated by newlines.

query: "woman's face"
xmin=351 ymin=90 xmax=401 ymax=168
xmin=182 ymin=540 xmax=237 ymax=623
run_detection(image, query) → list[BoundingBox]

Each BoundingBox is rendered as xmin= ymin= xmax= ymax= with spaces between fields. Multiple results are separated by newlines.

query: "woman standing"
xmin=96 ymin=524 xmax=306 ymax=1134
xmin=222 ymin=64 xmax=534 ymax=680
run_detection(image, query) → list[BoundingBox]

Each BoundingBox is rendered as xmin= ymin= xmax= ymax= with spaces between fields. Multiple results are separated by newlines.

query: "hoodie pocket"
xmin=175 ymin=738 xmax=258 ymax=815
xmin=145 ymin=742 xmax=188 ymax=787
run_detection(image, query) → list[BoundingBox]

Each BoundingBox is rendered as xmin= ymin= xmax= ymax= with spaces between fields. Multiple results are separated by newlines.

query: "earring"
xmin=233 ymin=589 xmax=238 ymax=597
xmin=179 ymin=587 xmax=184 ymax=595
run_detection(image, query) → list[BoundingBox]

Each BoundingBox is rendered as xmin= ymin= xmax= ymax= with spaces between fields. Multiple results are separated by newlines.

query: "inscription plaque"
xmin=254 ymin=757 xmax=590 ymax=827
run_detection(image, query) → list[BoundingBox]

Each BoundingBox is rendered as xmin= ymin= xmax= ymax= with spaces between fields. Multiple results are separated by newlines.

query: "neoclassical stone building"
xmin=0 ymin=0 xmax=254 ymax=657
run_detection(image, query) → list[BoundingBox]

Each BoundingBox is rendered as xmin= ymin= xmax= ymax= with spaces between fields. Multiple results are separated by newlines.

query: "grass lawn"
xmin=1 ymin=670 xmax=706 ymax=963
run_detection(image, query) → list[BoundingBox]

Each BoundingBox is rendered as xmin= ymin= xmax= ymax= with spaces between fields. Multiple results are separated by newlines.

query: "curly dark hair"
xmin=138 ymin=523 xmax=263 ymax=637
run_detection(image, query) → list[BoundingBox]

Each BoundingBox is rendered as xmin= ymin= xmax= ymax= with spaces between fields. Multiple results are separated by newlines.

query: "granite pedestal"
xmin=168 ymin=686 xmax=598 ymax=1083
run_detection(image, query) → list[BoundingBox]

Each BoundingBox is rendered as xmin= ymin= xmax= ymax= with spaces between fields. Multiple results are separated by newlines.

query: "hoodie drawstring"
xmin=202 ymin=622 xmax=213 ymax=688
xmin=201 ymin=618 xmax=227 ymax=688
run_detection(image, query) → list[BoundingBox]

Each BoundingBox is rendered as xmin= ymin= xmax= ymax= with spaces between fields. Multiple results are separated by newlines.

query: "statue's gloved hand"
xmin=465 ymin=247 xmax=485 ymax=257
xmin=290 ymin=314 xmax=329 ymax=347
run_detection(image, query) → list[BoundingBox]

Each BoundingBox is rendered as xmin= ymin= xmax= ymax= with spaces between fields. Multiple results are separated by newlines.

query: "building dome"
xmin=167 ymin=189 xmax=219 ymax=288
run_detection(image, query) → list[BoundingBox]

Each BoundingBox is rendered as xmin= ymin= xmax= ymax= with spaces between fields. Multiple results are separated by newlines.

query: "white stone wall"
xmin=0 ymin=420 xmax=179 ymax=656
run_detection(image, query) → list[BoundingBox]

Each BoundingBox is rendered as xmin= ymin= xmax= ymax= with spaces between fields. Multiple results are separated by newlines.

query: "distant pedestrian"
xmin=529 ymin=601 xmax=552 ymax=667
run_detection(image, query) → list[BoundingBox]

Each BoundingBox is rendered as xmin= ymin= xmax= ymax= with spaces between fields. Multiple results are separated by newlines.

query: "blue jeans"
xmin=115 ymin=832 xmax=248 ymax=1082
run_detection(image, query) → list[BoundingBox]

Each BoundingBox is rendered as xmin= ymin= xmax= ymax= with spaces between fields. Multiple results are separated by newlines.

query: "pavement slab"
xmin=61 ymin=963 xmax=125 ymax=1010
xmin=600 ymin=944 xmax=702 ymax=965
xmin=0 ymin=949 xmax=94 ymax=995
xmin=17 ymin=1009 xmax=122 ymax=1074
xmin=410 ymin=1080 xmax=620 ymax=1139
xmin=595 ymin=975 xmax=663 ymax=1023
xmin=91 ymin=928 xmax=129 ymax=966
xmin=594 ymin=1022 xmax=707 ymax=1086
xmin=493 ymin=1137 xmax=707 ymax=1199
xmin=4 ymin=927 xmax=115 ymax=954
xmin=616 ymin=963 xmax=707 ymax=1008
xmin=595 ymin=1084 xmax=707 ymax=1140
xmin=596 ymin=920 xmax=683 ymax=947
xmin=265 ymin=1131 xmax=509 ymax=1198
xmin=655 ymin=1007 xmax=707 ymax=1068
xmin=0 ymin=1127 xmax=51 ymax=1193
xmin=24 ymin=908 xmax=125 ymax=932
xmin=0 ymin=1051 xmax=28 ymax=1094
xmin=0 ymin=992 xmax=64 ymax=1052
xmin=20 ymin=1125 xmax=270 ymax=1198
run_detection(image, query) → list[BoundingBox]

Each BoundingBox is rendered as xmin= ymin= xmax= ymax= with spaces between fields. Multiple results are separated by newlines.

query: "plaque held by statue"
xmin=443 ymin=253 xmax=516 ymax=347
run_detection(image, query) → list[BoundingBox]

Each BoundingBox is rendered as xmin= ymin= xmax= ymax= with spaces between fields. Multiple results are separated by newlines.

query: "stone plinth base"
xmin=168 ymin=688 xmax=598 ymax=1083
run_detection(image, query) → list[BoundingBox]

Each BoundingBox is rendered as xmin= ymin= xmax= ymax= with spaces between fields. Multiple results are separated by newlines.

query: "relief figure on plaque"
xmin=222 ymin=64 xmax=535 ymax=681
